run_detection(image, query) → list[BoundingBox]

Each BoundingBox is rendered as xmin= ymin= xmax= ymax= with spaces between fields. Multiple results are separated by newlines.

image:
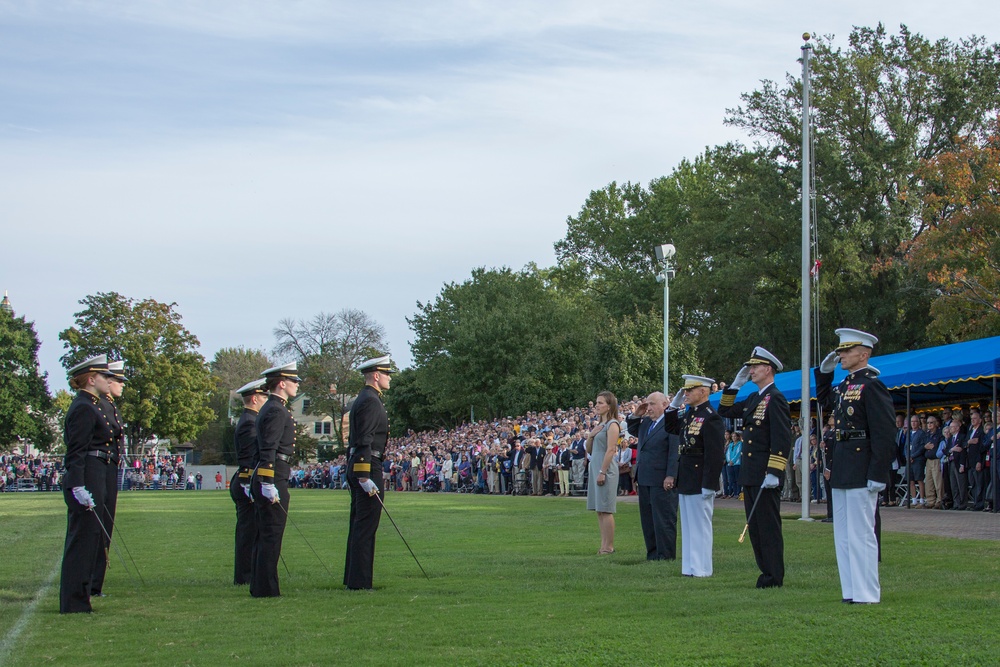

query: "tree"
xmin=0 ymin=308 xmax=54 ymax=451
xmin=272 ymin=309 xmax=388 ymax=448
xmin=407 ymin=266 xmax=595 ymax=424
xmin=59 ymin=292 xmax=215 ymax=454
xmin=909 ymin=123 xmax=1000 ymax=340
xmin=727 ymin=24 xmax=1000 ymax=353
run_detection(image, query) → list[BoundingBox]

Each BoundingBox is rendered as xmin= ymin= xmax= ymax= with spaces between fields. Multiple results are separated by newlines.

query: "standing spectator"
xmin=571 ymin=434 xmax=587 ymax=495
xmin=967 ymin=409 xmax=988 ymax=510
xmin=195 ymin=471 xmax=203 ymax=490
xmin=724 ymin=432 xmax=742 ymax=499
xmin=945 ymin=419 xmax=968 ymax=510
xmin=441 ymin=455 xmax=453 ymax=492
xmin=557 ymin=439 xmax=573 ymax=497
xmin=906 ymin=415 xmax=927 ymax=506
xmin=921 ymin=415 xmax=946 ymax=509
xmin=586 ymin=391 xmax=621 ymax=555
xmin=616 ymin=438 xmax=633 ymax=496
xmin=543 ymin=444 xmax=558 ymax=496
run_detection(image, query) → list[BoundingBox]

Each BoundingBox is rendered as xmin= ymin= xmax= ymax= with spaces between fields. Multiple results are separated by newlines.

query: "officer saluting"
xmin=60 ymin=354 xmax=118 ymax=613
xmin=675 ymin=375 xmax=726 ymax=578
xmin=250 ymin=363 xmax=301 ymax=598
xmin=231 ymin=378 xmax=266 ymax=585
xmin=814 ymin=329 xmax=895 ymax=604
xmin=718 ymin=347 xmax=792 ymax=589
xmin=344 ymin=355 xmax=393 ymax=590
xmin=91 ymin=359 xmax=127 ymax=598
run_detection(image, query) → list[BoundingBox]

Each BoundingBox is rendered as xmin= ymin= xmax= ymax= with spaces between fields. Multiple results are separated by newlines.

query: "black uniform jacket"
xmin=718 ymin=383 xmax=792 ymax=486
xmin=234 ymin=408 xmax=260 ymax=472
xmin=255 ymin=395 xmax=296 ymax=481
xmin=64 ymin=390 xmax=116 ymax=488
xmin=347 ymin=384 xmax=388 ymax=478
xmin=674 ymin=402 xmax=726 ymax=494
xmin=815 ymin=366 xmax=895 ymax=489
xmin=99 ymin=396 xmax=124 ymax=463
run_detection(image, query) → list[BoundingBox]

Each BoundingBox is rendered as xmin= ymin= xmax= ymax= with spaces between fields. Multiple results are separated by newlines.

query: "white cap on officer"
xmin=260 ymin=362 xmax=302 ymax=382
xmin=682 ymin=375 xmax=715 ymax=390
xmin=834 ymin=328 xmax=878 ymax=351
xmin=108 ymin=360 xmax=127 ymax=382
xmin=356 ymin=355 xmax=394 ymax=374
xmin=67 ymin=354 xmax=116 ymax=379
xmin=235 ymin=378 xmax=267 ymax=396
xmin=745 ymin=346 xmax=783 ymax=371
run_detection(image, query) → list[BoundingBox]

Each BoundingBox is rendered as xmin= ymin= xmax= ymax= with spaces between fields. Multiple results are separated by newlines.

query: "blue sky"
xmin=2 ymin=0 xmax=997 ymax=392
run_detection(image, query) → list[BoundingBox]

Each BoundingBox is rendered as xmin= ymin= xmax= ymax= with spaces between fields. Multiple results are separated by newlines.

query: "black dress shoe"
xmin=841 ymin=598 xmax=852 ymax=603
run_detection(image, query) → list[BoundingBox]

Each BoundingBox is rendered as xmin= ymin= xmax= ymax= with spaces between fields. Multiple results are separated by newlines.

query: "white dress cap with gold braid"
xmin=744 ymin=346 xmax=783 ymax=371
xmin=834 ymin=328 xmax=878 ymax=351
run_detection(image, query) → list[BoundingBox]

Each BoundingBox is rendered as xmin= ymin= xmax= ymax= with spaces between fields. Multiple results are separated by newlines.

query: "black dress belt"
xmin=837 ymin=430 xmax=869 ymax=441
xmin=276 ymin=453 xmax=291 ymax=462
xmin=87 ymin=450 xmax=112 ymax=461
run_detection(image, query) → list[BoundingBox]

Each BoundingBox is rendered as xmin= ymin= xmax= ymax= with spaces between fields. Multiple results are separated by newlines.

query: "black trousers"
xmin=250 ymin=470 xmax=289 ymax=598
xmin=950 ymin=465 xmax=968 ymax=509
xmin=90 ymin=459 xmax=119 ymax=596
xmin=231 ymin=471 xmax=257 ymax=585
xmin=743 ymin=485 xmax=783 ymax=588
xmin=60 ymin=456 xmax=108 ymax=613
xmin=344 ymin=468 xmax=383 ymax=590
xmin=638 ymin=483 xmax=678 ymax=560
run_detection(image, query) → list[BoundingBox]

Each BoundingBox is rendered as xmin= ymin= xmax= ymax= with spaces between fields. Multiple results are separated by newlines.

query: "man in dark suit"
xmin=905 ymin=414 xmax=928 ymax=507
xmin=231 ymin=378 xmax=266 ymax=585
xmin=625 ymin=391 xmax=681 ymax=561
xmin=344 ymin=355 xmax=393 ymax=590
xmin=945 ymin=418 xmax=969 ymax=510
xmin=966 ymin=409 xmax=987 ymax=510
xmin=719 ymin=346 xmax=792 ymax=589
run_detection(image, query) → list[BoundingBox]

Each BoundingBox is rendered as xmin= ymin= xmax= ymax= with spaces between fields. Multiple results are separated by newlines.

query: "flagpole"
xmin=800 ymin=33 xmax=813 ymax=521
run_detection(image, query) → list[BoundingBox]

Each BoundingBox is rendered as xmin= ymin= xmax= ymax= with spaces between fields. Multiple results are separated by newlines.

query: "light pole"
xmin=655 ymin=243 xmax=676 ymax=395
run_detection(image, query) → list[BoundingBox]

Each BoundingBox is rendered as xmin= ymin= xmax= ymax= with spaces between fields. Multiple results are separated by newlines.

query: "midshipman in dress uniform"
xmin=344 ymin=355 xmax=392 ymax=590
xmin=91 ymin=359 xmax=126 ymax=597
xmin=718 ymin=347 xmax=792 ymax=588
xmin=232 ymin=378 xmax=267 ymax=585
xmin=814 ymin=329 xmax=895 ymax=604
xmin=250 ymin=363 xmax=300 ymax=598
xmin=60 ymin=355 xmax=117 ymax=613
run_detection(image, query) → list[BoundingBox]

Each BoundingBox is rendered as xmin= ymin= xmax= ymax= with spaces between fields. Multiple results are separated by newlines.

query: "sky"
xmin=2 ymin=0 xmax=997 ymax=393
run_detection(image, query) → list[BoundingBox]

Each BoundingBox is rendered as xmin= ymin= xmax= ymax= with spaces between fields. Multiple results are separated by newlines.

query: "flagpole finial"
xmin=803 ymin=32 xmax=811 ymax=42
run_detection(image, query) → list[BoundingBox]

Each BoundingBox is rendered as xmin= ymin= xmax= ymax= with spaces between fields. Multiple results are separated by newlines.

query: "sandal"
xmin=598 ymin=549 xmax=615 ymax=555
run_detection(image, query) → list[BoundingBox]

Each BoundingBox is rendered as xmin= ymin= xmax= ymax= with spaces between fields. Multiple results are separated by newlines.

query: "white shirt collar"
xmin=757 ymin=382 xmax=774 ymax=395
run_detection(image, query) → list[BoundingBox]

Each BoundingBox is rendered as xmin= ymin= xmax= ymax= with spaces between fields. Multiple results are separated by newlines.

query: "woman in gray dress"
xmin=586 ymin=391 xmax=621 ymax=554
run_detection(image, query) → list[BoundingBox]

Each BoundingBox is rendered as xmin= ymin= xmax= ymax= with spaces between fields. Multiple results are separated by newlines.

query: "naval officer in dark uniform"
xmin=344 ymin=355 xmax=393 ymax=590
xmin=718 ymin=347 xmax=792 ymax=588
xmin=231 ymin=378 xmax=267 ymax=585
xmin=250 ymin=363 xmax=300 ymax=598
xmin=674 ymin=375 xmax=726 ymax=577
xmin=91 ymin=359 xmax=126 ymax=597
xmin=815 ymin=328 xmax=895 ymax=604
xmin=60 ymin=354 xmax=118 ymax=613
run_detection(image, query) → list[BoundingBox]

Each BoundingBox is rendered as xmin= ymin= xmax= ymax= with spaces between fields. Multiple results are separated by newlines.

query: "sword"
xmin=102 ymin=507 xmax=146 ymax=585
xmin=276 ymin=502 xmax=333 ymax=577
xmin=89 ymin=507 xmax=140 ymax=585
xmin=739 ymin=485 xmax=766 ymax=544
xmin=372 ymin=492 xmax=429 ymax=579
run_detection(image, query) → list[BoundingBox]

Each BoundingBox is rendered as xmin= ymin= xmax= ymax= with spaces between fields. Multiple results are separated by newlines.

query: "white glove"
xmin=761 ymin=473 xmax=780 ymax=489
xmin=359 ymin=478 xmax=379 ymax=496
xmin=260 ymin=482 xmax=280 ymax=504
xmin=866 ymin=480 xmax=886 ymax=494
xmin=72 ymin=486 xmax=96 ymax=508
xmin=730 ymin=366 xmax=751 ymax=390
xmin=669 ymin=391 xmax=685 ymax=410
xmin=701 ymin=488 xmax=715 ymax=499
xmin=819 ymin=350 xmax=839 ymax=374
xmin=241 ymin=483 xmax=251 ymax=499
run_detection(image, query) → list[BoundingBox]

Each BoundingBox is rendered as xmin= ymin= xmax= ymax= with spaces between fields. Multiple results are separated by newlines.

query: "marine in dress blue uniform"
xmin=344 ymin=355 xmax=393 ymax=590
xmin=231 ymin=378 xmax=266 ymax=585
xmin=91 ymin=359 xmax=126 ymax=597
xmin=814 ymin=328 xmax=895 ymax=604
xmin=59 ymin=355 xmax=118 ymax=613
xmin=718 ymin=347 xmax=792 ymax=589
xmin=250 ymin=363 xmax=301 ymax=598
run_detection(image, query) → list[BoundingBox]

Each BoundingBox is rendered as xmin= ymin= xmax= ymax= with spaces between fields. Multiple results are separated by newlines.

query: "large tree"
xmin=908 ymin=122 xmax=1000 ymax=340
xmin=0 ymin=307 xmax=54 ymax=451
xmin=272 ymin=309 xmax=388 ymax=448
xmin=59 ymin=292 xmax=215 ymax=454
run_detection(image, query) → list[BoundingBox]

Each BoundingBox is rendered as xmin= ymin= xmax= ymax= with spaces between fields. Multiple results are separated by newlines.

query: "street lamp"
xmin=654 ymin=243 xmax=676 ymax=395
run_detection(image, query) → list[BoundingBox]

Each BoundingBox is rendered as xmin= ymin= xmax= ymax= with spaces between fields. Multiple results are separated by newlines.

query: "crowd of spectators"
xmin=1 ymin=453 xmax=63 ymax=492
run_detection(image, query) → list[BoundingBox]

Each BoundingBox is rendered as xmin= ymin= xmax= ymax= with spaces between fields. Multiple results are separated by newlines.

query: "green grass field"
xmin=1 ymin=490 xmax=998 ymax=666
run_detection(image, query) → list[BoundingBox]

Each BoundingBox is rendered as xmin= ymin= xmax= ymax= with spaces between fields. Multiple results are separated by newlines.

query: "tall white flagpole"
xmin=800 ymin=33 xmax=813 ymax=520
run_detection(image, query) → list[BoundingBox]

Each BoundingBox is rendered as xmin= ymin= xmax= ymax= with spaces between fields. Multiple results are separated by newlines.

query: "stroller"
xmin=423 ymin=475 xmax=441 ymax=492
xmin=456 ymin=468 xmax=476 ymax=493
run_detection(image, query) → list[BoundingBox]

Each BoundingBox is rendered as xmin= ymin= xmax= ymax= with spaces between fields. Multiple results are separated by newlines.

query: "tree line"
xmin=3 ymin=25 xmax=999 ymax=451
